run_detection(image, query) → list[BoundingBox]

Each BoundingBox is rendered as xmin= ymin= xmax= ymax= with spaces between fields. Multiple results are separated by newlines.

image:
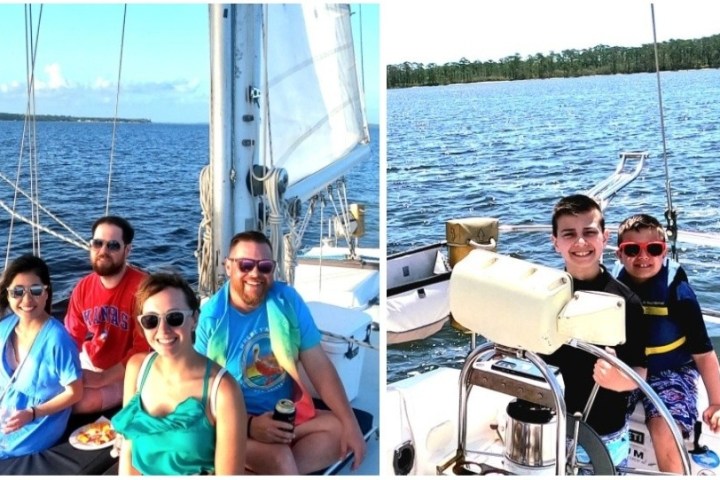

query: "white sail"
xmin=264 ymin=4 xmax=370 ymax=201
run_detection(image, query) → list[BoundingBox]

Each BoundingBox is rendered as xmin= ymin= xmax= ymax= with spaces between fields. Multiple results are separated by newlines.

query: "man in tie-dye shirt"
xmin=195 ymin=231 xmax=365 ymax=474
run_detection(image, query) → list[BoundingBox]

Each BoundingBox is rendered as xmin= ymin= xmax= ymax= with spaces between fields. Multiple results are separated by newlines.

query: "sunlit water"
xmin=387 ymin=70 xmax=720 ymax=382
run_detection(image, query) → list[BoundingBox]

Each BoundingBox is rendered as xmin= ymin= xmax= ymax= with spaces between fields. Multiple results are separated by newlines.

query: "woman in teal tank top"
xmin=111 ymin=273 xmax=247 ymax=475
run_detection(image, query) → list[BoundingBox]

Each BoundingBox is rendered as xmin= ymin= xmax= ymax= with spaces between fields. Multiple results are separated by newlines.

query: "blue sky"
xmin=0 ymin=3 xmax=379 ymax=125
xmin=384 ymin=0 xmax=720 ymax=66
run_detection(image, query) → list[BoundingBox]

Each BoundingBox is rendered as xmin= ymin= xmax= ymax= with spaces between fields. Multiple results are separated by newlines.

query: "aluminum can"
xmin=272 ymin=399 xmax=296 ymax=430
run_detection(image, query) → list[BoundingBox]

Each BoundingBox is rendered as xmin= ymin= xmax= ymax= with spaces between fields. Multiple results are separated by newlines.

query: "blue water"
xmin=0 ymin=122 xmax=379 ymax=301
xmin=387 ymin=70 xmax=720 ymax=382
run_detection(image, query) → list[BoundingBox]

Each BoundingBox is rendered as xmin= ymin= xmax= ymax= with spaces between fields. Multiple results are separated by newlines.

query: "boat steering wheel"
xmin=454 ymin=342 xmax=690 ymax=475
xmin=569 ymin=341 xmax=691 ymax=475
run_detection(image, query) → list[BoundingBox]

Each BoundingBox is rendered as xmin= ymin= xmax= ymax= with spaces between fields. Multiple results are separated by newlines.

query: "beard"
xmin=92 ymin=254 xmax=125 ymax=277
xmin=233 ymin=278 xmax=270 ymax=310
xmin=239 ymin=284 xmax=268 ymax=308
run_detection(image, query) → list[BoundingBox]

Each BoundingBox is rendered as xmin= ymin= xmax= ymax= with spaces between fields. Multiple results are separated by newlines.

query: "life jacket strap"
xmin=646 ymin=336 xmax=686 ymax=355
xmin=643 ymin=305 xmax=669 ymax=316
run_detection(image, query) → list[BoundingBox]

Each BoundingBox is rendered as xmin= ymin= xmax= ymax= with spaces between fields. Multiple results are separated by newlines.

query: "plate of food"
xmin=69 ymin=416 xmax=117 ymax=450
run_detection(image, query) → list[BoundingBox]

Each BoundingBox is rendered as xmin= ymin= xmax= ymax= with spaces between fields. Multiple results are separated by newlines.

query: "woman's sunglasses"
xmin=138 ymin=310 xmax=194 ymax=330
xmin=90 ymin=238 xmax=123 ymax=252
xmin=618 ymin=241 xmax=666 ymax=258
xmin=7 ymin=284 xmax=47 ymax=299
xmin=228 ymin=257 xmax=275 ymax=274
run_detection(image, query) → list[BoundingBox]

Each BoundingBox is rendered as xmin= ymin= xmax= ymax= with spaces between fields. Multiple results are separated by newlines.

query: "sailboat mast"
xmin=208 ymin=4 xmax=263 ymax=290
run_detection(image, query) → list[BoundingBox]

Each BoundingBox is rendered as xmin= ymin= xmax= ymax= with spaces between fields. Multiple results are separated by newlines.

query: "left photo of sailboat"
xmin=0 ymin=3 xmax=380 ymax=475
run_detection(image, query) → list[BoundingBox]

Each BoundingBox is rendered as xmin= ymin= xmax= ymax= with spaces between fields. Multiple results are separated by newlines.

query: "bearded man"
xmin=65 ymin=215 xmax=150 ymax=413
xmin=196 ymin=231 xmax=365 ymax=474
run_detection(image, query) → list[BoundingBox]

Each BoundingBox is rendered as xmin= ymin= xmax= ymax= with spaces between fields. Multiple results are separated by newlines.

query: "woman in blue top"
xmin=0 ymin=254 xmax=83 ymax=458
xmin=112 ymin=272 xmax=246 ymax=475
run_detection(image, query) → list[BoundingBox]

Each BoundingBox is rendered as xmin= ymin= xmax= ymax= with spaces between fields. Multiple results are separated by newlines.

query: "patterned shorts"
xmin=574 ymin=425 xmax=630 ymax=475
xmin=630 ymin=363 xmax=699 ymax=436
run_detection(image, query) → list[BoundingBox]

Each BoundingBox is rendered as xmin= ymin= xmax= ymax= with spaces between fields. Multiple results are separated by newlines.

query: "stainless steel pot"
xmin=503 ymin=399 xmax=557 ymax=468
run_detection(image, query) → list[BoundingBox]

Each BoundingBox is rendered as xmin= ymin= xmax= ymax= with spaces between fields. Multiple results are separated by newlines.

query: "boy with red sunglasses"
xmin=616 ymin=213 xmax=720 ymax=473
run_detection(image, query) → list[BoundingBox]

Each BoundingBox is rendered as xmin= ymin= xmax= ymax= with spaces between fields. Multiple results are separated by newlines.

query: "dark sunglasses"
xmin=138 ymin=310 xmax=194 ymax=330
xmin=7 ymin=284 xmax=47 ymax=299
xmin=90 ymin=238 xmax=123 ymax=252
xmin=618 ymin=241 xmax=666 ymax=257
xmin=228 ymin=257 xmax=275 ymax=274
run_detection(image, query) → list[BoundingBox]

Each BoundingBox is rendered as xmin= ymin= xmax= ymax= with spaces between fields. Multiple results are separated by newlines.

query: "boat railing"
xmin=585 ymin=151 xmax=649 ymax=210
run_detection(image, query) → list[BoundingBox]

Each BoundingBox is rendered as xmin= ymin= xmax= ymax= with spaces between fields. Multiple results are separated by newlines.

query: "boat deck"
xmin=335 ymin=321 xmax=379 ymax=475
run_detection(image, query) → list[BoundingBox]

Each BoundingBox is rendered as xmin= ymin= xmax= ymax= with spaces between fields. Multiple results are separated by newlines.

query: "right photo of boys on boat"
xmin=385 ymin=1 xmax=720 ymax=476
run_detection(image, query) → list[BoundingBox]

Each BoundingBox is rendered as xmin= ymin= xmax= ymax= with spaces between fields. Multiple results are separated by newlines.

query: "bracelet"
xmin=247 ymin=415 xmax=254 ymax=439
xmin=30 ymin=406 xmax=36 ymax=421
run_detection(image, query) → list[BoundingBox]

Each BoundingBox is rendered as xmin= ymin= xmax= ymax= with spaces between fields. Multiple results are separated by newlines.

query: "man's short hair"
xmin=551 ymin=194 xmax=604 ymax=236
xmin=617 ymin=214 xmax=666 ymax=245
xmin=228 ymin=231 xmax=273 ymax=252
xmin=92 ymin=216 xmax=135 ymax=245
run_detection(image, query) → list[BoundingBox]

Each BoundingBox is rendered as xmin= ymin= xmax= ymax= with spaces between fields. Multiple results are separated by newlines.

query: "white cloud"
xmin=44 ymin=63 xmax=69 ymax=90
xmin=0 ymin=80 xmax=22 ymax=94
xmin=92 ymin=77 xmax=113 ymax=90
xmin=28 ymin=63 xmax=72 ymax=92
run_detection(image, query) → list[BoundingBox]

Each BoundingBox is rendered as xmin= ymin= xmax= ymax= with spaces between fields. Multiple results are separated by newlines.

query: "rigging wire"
xmin=650 ymin=3 xmax=678 ymax=261
xmin=6 ymin=4 xmax=44 ymax=265
xmin=25 ymin=5 xmax=39 ymax=255
xmin=5 ymin=10 xmax=32 ymax=268
xmin=0 ymin=172 xmax=87 ymax=245
xmin=105 ymin=4 xmax=128 ymax=216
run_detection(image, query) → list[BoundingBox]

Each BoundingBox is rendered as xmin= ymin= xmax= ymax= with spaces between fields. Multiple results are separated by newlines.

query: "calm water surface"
xmin=0 ymin=122 xmax=379 ymax=301
xmin=387 ymin=70 xmax=720 ymax=382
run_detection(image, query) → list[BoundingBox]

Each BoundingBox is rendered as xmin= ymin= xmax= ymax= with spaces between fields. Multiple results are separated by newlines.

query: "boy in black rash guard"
xmin=616 ymin=213 xmax=720 ymax=473
xmin=542 ymin=194 xmax=648 ymax=470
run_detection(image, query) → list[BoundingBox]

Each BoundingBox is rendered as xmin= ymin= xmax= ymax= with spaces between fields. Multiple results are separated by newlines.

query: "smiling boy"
xmin=543 ymin=194 xmax=647 ymax=469
xmin=616 ymin=213 xmax=720 ymax=473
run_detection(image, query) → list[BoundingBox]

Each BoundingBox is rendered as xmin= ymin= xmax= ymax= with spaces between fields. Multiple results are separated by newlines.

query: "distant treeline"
xmin=388 ymin=34 xmax=720 ymax=89
xmin=0 ymin=112 xmax=150 ymax=123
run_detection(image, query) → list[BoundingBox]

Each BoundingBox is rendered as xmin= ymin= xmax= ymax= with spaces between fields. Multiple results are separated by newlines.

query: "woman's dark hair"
xmin=0 ymin=254 xmax=53 ymax=316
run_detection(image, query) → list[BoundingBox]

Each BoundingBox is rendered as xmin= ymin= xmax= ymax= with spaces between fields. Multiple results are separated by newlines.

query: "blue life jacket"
xmin=617 ymin=260 xmax=693 ymax=374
